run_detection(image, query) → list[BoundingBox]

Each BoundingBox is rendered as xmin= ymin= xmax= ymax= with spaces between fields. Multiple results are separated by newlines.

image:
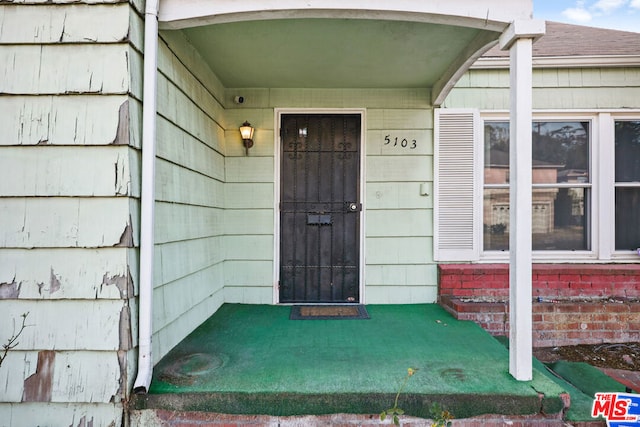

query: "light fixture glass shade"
xmin=240 ymin=121 xmax=254 ymax=140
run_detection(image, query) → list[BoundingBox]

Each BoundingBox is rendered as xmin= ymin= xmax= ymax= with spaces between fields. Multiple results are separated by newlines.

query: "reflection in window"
xmin=615 ymin=121 xmax=640 ymax=250
xmin=483 ymin=121 xmax=590 ymax=251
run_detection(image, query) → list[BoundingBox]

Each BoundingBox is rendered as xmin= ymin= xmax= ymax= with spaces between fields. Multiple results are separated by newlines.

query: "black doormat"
xmin=290 ymin=305 xmax=369 ymax=320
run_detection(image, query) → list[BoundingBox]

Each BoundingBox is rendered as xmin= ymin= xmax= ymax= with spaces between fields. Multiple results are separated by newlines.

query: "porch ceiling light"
xmin=240 ymin=121 xmax=254 ymax=156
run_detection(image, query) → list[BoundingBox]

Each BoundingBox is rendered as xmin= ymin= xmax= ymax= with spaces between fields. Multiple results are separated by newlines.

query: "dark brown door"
xmin=279 ymin=114 xmax=361 ymax=303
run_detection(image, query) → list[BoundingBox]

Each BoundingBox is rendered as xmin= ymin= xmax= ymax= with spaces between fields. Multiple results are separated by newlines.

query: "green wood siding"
xmin=445 ymin=67 xmax=640 ymax=109
xmin=0 ymin=2 xmax=137 ymax=425
xmin=221 ymin=91 xmax=437 ymax=305
xmin=364 ymin=106 xmax=436 ymax=303
xmin=151 ymin=31 xmax=227 ymax=360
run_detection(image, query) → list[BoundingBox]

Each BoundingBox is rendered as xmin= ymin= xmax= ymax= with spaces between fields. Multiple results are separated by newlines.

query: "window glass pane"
xmin=615 ymin=121 xmax=640 ymax=182
xmin=483 ymin=188 xmax=589 ymax=251
xmin=533 ymin=122 xmax=589 ymax=184
xmin=483 ymin=189 xmax=510 ymax=251
xmin=615 ymin=188 xmax=640 ymax=250
xmin=484 ymin=122 xmax=510 ymax=185
xmin=483 ymin=121 xmax=590 ymax=184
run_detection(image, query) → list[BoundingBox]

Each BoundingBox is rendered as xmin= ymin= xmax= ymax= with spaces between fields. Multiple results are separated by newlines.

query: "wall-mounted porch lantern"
xmin=239 ymin=121 xmax=254 ymax=156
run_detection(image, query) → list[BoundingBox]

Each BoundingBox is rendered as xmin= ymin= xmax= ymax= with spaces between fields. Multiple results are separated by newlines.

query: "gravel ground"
xmin=533 ymin=342 xmax=640 ymax=371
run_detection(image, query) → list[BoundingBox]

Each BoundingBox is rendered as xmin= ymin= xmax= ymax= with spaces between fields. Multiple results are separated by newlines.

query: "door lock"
xmin=347 ymin=202 xmax=361 ymax=212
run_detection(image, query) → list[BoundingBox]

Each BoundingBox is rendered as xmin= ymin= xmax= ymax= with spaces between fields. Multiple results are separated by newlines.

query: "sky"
xmin=534 ymin=0 xmax=640 ymax=32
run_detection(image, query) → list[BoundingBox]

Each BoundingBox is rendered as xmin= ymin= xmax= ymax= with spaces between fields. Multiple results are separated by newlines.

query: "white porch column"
xmin=499 ymin=20 xmax=545 ymax=381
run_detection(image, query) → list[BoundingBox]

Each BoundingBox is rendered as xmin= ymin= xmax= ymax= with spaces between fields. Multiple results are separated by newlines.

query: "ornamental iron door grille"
xmin=279 ymin=114 xmax=361 ymax=303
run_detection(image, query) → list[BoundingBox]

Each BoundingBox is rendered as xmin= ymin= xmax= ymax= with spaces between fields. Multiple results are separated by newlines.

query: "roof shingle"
xmin=484 ymin=21 xmax=640 ymax=58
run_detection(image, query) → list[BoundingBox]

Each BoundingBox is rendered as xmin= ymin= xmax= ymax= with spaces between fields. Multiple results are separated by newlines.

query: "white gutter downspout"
xmin=133 ymin=0 xmax=160 ymax=394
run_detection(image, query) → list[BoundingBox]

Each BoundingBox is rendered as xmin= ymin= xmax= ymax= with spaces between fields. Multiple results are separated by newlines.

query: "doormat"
xmin=290 ymin=305 xmax=369 ymax=320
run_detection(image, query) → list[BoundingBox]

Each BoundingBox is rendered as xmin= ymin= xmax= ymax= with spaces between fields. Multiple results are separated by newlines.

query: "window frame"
xmin=611 ymin=115 xmax=640 ymax=259
xmin=479 ymin=111 xmax=599 ymax=262
xmin=435 ymin=109 xmax=640 ymax=263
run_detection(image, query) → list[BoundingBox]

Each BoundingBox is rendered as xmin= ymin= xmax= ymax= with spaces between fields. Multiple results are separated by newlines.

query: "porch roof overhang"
xmin=157 ymin=0 xmax=536 ymax=105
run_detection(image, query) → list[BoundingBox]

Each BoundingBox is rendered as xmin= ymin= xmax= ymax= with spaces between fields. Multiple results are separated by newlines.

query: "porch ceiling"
xmin=178 ymin=18 xmax=500 ymax=90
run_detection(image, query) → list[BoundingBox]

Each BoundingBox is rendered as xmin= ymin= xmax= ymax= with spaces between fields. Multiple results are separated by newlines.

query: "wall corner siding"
xmin=150 ymin=17 xmax=228 ymax=363
xmin=0 ymin=2 xmax=139 ymax=425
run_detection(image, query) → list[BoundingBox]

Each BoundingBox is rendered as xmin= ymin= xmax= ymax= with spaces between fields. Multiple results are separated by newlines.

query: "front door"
xmin=279 ymin=114 xmax=361 ymax=303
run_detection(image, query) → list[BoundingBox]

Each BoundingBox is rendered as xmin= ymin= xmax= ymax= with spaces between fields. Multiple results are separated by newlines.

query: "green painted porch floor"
xmin=137 ymin=304 xmax=568 ymax=419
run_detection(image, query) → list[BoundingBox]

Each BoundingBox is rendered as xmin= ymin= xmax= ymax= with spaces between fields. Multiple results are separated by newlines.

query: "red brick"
xmin=461 ymin=280 xmax=480 ymax=289
xmin=604 ymin=303 xmax=629 ymax=313
xmin=610 ymin=274 xmax=631 ymax=283
xmin=439 ymin=283 xmax=461 ymax=292
xmin=477 ymin=303 xmax=507 ymax=313
xmin=577 ymin=304 xmax=601 ymax=313
xmin=453 ymin=302 xmax=473 ymax=312
xmin=598 ymin=331 xmax=618 ymax=341
xmin=486 ymin=323 xmax=507 ymax=334
xmin=482 ymin=279 xmax=509 ymax=289
xmin=440 ymin=272 xmax=461 ymax=281
xmin=559 ymin=274 xmax=581 ymax=282
xmin=545 ymin=281 xmax=567 ymax=289
xmin=566 ymin=331 xmax=586 ymax=339
xmin=470 ymin=272 xmax=488 ymax=281
xmin=590 ymin=281 xmax=613 ymax=290
xmin=563 ymin=288 xmax=585 ymax=297
xmin=486 ymin=289 xmax=509 ymax=298
xmin=535 ymin=322 xmax=558 ymax=331
xmin=452 ymin=289 xmax=474 ymax=296
xmin=533 ymin=305 xmax=556 ymax=315
xmin=533 ymin=264 xmax=560 ymax=272
xmin=629 ymin=323 xmax=640 ymax=331
xmin=589 ymin=313 xmax=611 ymax=322
xmin=605 ymin=322 xmax=628 ymax=331
xmin=536 ymin=274 xmax=560 ymax=282
xmin=587 ymin=322 xmax=605 ymax=331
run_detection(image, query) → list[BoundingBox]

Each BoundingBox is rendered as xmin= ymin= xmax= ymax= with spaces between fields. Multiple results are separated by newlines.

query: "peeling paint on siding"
xmin=114 ymin=152 xmax=130 ymax=196
xmin=70 ymin=415 xmax=94 ymax=427
xmin=115 ymin=216 xmax=133 ymax=247
xmin=35 ymin=269 xmax=62 ymax=296
xmin=115 ymin=350 xmax=127 ymax=401
xmin=49 ymin=268 xmax=61 ymax=295
xmin=22 ymin=350 xmax=55 ymax=402
xmin=111 ymin=100 xmax=129 ymax=146
xmin=119 ymin=304 xmax=132 ymax=350
xmin=0 ymin=277 xmax=20 ymax=298
xmin=100 ymin=268 xmax=133 ymax=299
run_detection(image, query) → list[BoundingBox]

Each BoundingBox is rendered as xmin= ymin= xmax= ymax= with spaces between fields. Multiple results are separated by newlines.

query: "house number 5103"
xmin=384 ymin=135 xmax=417 ymax=149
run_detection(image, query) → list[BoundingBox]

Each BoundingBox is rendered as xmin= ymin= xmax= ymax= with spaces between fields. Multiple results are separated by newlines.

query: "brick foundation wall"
xmin=439 ymin=264 xmax=640 ymax=300
xmin=438 ymin=264 xmax=640 ymax=347
xmin=132 ymin=409 xmax=568 ymax=427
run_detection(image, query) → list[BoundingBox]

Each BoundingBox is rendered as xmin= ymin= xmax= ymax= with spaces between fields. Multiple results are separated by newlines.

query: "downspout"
xmin=133 ymin=0 xmax=159 ymax=394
